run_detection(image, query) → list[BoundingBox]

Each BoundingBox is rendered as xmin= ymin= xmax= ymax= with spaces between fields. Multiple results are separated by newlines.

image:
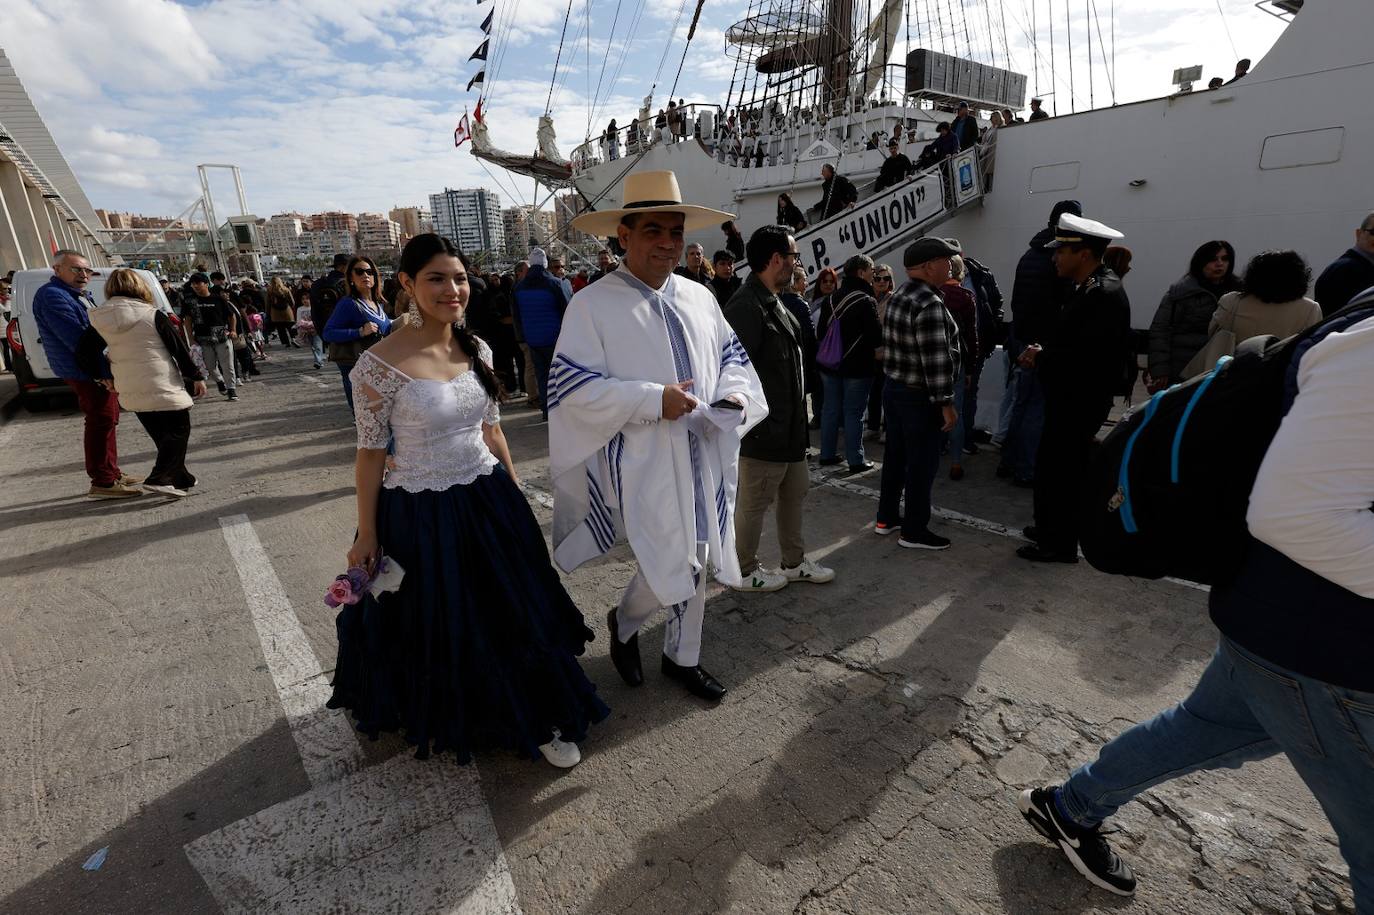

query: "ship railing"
xmin=571 ymin=103 xmax=725 ymax=172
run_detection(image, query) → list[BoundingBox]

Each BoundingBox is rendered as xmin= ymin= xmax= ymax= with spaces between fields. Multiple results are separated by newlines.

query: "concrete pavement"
xmin=0 ymin=345 xmax=1356 ymax=914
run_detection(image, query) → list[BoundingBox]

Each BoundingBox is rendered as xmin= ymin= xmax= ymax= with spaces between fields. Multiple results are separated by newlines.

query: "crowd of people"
xmin=20 ymin=167 xmax=1374 ymax=909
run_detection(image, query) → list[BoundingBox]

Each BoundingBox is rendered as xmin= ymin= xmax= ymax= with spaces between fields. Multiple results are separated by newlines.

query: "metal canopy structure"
xmin=0 ymin=47 xmax=111 ymax=266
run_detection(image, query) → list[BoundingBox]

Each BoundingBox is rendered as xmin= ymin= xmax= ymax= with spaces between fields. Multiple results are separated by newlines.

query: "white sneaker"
xmin=731 ymin=567 xmax=789 ymax=592
xmin=144 ymin=483 xmax=189 ymax=498
xmin=538 ymin=731 xmax=582 ymax=768
xmin=782 ymin=558 xmax=835 ymax=583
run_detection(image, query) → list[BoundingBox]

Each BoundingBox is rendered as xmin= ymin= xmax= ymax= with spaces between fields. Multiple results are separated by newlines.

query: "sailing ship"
xmin=470 ymin=0 xmax=1370 ymax=330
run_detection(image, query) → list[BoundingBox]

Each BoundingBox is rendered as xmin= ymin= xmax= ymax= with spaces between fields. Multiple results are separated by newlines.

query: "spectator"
xmin=875 ymin=138 xmax=914 ymax=192
xmin=781 ymin=265 xmax=821 ymax=431
xmin=75 ymin=268 xmax=205 ymax=498
xmin=951 ymin=101 xmax=979 ymax=150
xmin=512 ymin=247 xmax=568 ymax=420
xmin=266 ymin=277 xmax=299 ymax=348
xmin=866 ymin=263 xmax=896 ymax=441
xmin=1028 ymin=98 xmax=1049 ymax=121
xmin=1103 ymin=245 xmax=1133 ymax=278
xmin=1018 ymin=301 xmax=1374 ymax=907
xmin=865 ymin=131 xmax=882 ymax=151
xmin=1210 ymin=250 xmax=1322 ymax=343
xmin=1313 ymin=212 xmax=1374 ymax=316
xmin=589 ymin=249 xmax=618 ymax=284
xmin=32 ymin=250 xmax=141 ymax=498
xmin=819 ymin=164 xmax=858 ymax=220
xmin=777 ymin=193 xmax=807 ymax=232
xmin=548 ymin=256 xmax=576 ymax=302
xmin=186 ymin=272 xmax=239 ymax=401
xmin=323 ymin=255 xmax=392 ymax=411
xmin=603 ymin=119 xmax=620 ymax=161
xmin=710 ymin=250 xmax=742 ymax=306
xmin=816 ymin=254 xmax=883 ymax=474
xmin=1227 ymin=57 xmax=1250 ymax=83
xmin=293 ymin=286 xmax=324 ymax=369
xmin=941 ymin=255 xmax=978 ymax=481
xmin=980 ymin=110 xmax=1003 ymax=189
xmin=997 ymin=199 xmax=1082 ymax=486
xmin=949 ymin=239 xmax=1004 ymax=449
xmin=572 ymin=269 xmax=590 ymax=293
xmin=915 ymin=122 xmax=960 ymax=170
xmin=676 ymin=98 xmax=689 ymax=140
xmin=1207 ymin=76 xmax=1225 ymax=89
xmin=807 ymin=266 xmax=839 ymax=428
xmin=1146 ymin=241 xmax=1242 ymax=389
xmin=723 ymin=225 xmax=835 ymax=592
xmin=722 ymin=221 xmax=746 ymax=261
xmin=674 ymin=243 xmax=712 ymax=286
xmin=1001 ymin=107 xmax=1018 ymax=126
xmin=487 ymin=273 xmax=522 ymax=395
xmin=311 ymin=253 xmax=349 ymax=331
xmin=874 ymin=237 xmax=962 ymax=548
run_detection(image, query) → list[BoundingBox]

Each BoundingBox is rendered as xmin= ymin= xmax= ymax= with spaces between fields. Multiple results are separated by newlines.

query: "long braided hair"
xmin=398 ymin=233 xmax=504 ymax=402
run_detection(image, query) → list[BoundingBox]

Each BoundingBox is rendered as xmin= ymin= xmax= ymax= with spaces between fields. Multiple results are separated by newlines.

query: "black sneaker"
xmin=227 ymin=390 xmax=238 ymax=402
xmin=1018 ymin=787 xmax=1137 ymax=897
xmin=897 ymin=530 xmax=951 ymax=551
xmin=216 ymin=380 xmax=226 ymax=394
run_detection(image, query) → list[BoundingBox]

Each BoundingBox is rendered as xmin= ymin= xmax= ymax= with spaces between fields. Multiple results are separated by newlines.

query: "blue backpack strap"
xmin=1283 ymin=298 xmax=1374 ymax=413
xmin=1116 ymin=391 xmax=1165 ymax=534
xmin=1169 ymin=355 xmax=1232 ymax=484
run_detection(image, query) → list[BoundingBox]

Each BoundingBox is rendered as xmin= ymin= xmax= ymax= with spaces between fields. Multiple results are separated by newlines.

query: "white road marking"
xmin=217 ymin=513 xmax=363 ymax=787
xmin=192 ymin=514 xmax=523 ymax=914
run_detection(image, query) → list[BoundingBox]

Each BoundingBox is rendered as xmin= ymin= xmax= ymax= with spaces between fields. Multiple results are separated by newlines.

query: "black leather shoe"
xmin=1016 ymin=543 xmax=1079 ymax=564
xmin=817 ymin=457 xmax=843 ymax=467
xmin=606 ymin=608 xmax=643 ymax=686
xmin=661 ymin=656 xmax=727 ymax=702
xmin=846 ymin=461 xmax=876 ymax=475
xmin=1022 ymin=525 xmax=1042 ymax=541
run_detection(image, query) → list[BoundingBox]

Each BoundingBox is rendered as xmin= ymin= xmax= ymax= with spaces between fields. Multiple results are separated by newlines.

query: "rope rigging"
xmin=545 ymin=0 xmax=577 ymax=115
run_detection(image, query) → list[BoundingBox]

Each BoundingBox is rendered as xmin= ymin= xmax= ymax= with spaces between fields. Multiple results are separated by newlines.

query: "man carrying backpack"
xmin=1016 ymin=293 xmax=1374 ymax=908
xmin=1016 ymin=214 xmax=1130 ymax=563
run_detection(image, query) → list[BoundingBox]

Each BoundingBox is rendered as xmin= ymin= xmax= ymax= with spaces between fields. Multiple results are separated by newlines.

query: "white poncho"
xmin=548 ymin=267 xmax=768 ymax=606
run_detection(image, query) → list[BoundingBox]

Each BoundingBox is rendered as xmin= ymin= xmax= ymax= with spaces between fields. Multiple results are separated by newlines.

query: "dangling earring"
xmin=408 ymin=300 xmax=423 ymax=329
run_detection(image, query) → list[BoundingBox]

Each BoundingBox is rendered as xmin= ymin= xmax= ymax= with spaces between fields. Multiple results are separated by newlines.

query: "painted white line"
xmin=218 ymin=513 xmax=364 ymax=787
xmin=195 ymin=514 xmax=523 ymax=915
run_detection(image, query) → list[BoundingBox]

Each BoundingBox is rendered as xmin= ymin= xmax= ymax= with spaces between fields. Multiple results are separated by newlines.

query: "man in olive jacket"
xmin=723 ymin=226 xmax=836 ymax=592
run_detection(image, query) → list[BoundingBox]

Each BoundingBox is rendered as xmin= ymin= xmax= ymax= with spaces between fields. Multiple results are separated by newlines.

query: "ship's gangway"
xmin=793 ymin=149 xmax=985 ymax=280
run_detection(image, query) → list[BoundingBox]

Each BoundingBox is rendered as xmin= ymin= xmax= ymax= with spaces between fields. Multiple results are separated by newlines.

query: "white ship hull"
xmin=572 ymin=0 xmax=1371 ymax=329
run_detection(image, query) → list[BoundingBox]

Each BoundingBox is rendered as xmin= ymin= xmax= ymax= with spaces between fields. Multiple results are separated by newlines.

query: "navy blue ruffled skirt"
xmin=327 ymin=466 xmax=609 ymax=762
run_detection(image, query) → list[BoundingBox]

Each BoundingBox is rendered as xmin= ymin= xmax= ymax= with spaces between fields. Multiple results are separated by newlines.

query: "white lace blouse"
xmin=349 ymin=345 xmax=501 ymax=492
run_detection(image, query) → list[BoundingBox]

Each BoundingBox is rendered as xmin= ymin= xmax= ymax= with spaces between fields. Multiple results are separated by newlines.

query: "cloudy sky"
xmin=0 ymin=0 xmax=1288 ymax=220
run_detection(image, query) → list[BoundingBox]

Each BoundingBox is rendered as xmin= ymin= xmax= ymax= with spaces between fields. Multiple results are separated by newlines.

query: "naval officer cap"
xmin=904 ymin=236 xmax=961 ymax=267
xmin=1044 ymin=213 xmax=1125 ymax=248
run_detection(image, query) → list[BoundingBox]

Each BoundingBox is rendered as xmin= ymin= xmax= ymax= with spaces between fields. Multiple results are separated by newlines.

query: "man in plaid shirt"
xmin=875 ymin=236 xmax=963 ymax=550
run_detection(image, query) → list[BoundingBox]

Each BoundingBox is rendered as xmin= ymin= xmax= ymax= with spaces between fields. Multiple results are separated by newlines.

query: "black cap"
xmin=903 ymin=236 xmax=960 ymax=268
xmin=957 ymin=101 xmax=969 ymax=109
xmin=1048 ymin=199 xmax=1083 ymax=228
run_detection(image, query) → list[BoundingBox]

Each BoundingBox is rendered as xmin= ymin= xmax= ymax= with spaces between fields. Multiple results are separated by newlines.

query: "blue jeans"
xmin=529 ymin=345 xmax=555 ymax=419
xmin=1060 ymin=637 xmax=1374 ymax=912
xmin=820 ymin=373 xmax=871 ymax=466
xmin=338 ymin=362 xmax=355 ymax=412
xmin=999 ymin=363 xmax=1044 ymax=479
xmin=876 ymin=381 xmax=944 ymax=537
xmin=308 ymin=333 xmax=325 ymax=366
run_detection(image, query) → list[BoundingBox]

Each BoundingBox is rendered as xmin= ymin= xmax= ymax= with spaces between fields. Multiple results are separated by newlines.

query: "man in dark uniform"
xmin=1016 ymin=214 xmax=1130 ymax=563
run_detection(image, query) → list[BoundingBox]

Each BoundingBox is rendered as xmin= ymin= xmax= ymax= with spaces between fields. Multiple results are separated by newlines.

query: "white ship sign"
xmin=802 ymin=171 xmax=944 ymax=277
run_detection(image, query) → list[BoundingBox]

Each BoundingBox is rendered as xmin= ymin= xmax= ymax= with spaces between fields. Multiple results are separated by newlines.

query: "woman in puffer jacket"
xmin=1146 ymin=240 xmax=1242 ymax=389
xmin=75 ymin=269 xmax=206 ymax=498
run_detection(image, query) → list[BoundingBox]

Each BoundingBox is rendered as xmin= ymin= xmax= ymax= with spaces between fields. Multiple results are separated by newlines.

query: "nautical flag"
xmin=481 ymin=10 xmax=493 ymax=33
xmin=474 ymin=100 xmax=484 ymax=125
xmin=469 ymin=40 xmax=488 ymax=61
xmin=455 ymin=110 xmax=472 ymax=147
xmin=467 ymin=69 xmax=484 ymax=92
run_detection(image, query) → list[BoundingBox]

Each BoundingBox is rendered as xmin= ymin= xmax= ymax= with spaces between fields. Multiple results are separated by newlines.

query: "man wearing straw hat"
xmin=548 ymin=170 xmax=768 ymax=703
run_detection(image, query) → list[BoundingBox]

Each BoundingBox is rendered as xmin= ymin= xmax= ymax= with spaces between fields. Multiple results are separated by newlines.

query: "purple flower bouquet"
xmin=324 ymin=556 xmax=406 ymax=608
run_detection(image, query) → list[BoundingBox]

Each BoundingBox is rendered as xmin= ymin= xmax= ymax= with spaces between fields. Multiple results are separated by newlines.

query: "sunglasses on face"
xmin=352 ymin=267 xmax=377 ymax=276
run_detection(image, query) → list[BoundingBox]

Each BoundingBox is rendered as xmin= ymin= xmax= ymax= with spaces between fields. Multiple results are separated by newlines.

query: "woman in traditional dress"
xmin=328 ymin=233 xmax=609 ymax=768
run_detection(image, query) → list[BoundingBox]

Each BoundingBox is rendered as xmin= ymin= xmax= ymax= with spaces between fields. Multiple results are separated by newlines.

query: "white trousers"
xmin=616 ymin=543 xmax=707 ymax=666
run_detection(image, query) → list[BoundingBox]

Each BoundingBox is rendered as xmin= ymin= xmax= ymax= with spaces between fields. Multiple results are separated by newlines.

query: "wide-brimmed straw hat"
xmin=570 ymin=170 xmax=736 ymax=236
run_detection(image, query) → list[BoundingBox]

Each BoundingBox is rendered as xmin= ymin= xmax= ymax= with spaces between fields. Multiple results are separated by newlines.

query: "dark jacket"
xmin=513 ymin=265 xmax=568 ymax=348
xmin=941 ymin=283 xmax=978 ymax=367
xmin=1009 ymin=227 xmax=1071 ymax=352
xmin=780 ymin=291 xmax=819 ymax=394
xmin=820 ymin=174 xmax=858 ymax=220
xmin=723 ymin=275 xmax=808 ymax=463
xmin=874 ymin=153 xmax=913 ymax=192
xmin=964 ymin=256 xmax=1004 ymax=358
xmin=817 ymin=276 xmax=883 ymax=378
xmin=1037 ymin=266 xmax=1132 ymax=417
xmin=187 ymin=293 xmax=235 ymax=342
xmin=710 ymin=274 xmax=742 ymax=307
xmin=952 ymin=115 xmax=979 ymax=150
xmin=1314 ymin=247 xmax=1374 ymax=317
xmin=674 ymin=264 xmax=712 ymax=286
xmin=916 ymin=132 xmax=960 ymax=169
xmin=31 ymin=276 xmax=98 ymax=380
xmin=1148 ymin=273 xmax=1239 ymax=383
xmin=724 ymin=231 xmax=745 ymax=261
xmin=778 ymin=201 xmax=806 ymax=232
xmin=310 ymin=268 xmax=346 ymax=330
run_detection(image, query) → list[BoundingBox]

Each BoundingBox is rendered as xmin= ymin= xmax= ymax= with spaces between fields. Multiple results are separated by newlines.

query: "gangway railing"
xmin=793 ymin=149 xmax=984 ymax=280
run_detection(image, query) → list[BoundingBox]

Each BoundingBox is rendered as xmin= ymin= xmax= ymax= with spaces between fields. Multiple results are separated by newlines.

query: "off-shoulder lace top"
xmin=349 ymin=344 xmax=501 ymax=492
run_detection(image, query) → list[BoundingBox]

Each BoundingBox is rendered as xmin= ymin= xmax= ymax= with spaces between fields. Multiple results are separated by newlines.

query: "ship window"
xmin=1259 ymin=127 xmax=1344 ymax=169
xmin=1029 ymin=161 xmax=1080 ymax=193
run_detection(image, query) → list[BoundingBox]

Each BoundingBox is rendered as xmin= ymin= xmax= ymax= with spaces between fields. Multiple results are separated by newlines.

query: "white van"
xmin=5 ymin=267 xmax=173 ymax=409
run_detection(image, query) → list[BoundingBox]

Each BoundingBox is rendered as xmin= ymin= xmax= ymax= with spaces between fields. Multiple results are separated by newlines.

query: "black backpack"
xmin=1079 ymin=294 xmax=1374 ymax=586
